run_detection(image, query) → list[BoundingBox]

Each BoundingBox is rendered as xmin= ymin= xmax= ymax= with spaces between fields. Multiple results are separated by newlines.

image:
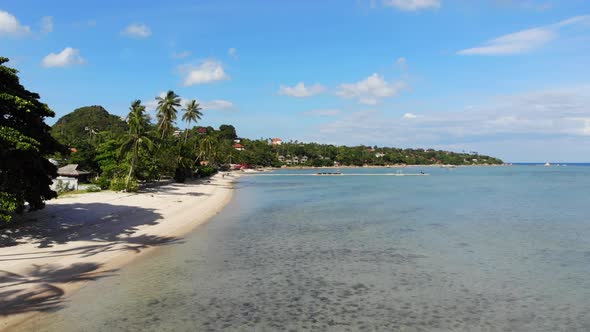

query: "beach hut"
xmin=52 ymin=164 xmax=91 ymax=191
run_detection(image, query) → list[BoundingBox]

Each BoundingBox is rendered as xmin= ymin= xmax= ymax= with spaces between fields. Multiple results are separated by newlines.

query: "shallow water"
xmin=21 ymin=166 xmax=590 ymax=331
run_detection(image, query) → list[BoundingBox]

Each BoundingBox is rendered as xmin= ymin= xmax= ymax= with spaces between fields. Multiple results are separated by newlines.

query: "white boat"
xmin=544 ymin=162 xmax=551 ymax=167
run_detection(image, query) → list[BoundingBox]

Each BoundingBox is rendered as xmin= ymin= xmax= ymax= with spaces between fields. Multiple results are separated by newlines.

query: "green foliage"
xmin=93 ymin=176 xmax=111 ymax=190
xmin=119 ymin=100 xmax=154 ymax=190
xmin=0 ymin=192 xmax=19 ymax=223
xmin=218 ymin=124 xmax=237 ymax=140
xmin=0 ymin=57 xmax=67 ymax=222
xmin=156 ymin=90 xmax=181 ymax=138
xmin=197 ymin=165 xmax=217 ymax=177
xmin=109 ymin=176 xmax=138 ymax=192
xmin=86 ymin=185 xmax=101 ymax=193
xmin=54 ymin=180 xmax=73 ymax=193
xmin=271 ymin=142 xmax=503 ymax=167
xmin=51 ymin=105 xmax=128 ymax=146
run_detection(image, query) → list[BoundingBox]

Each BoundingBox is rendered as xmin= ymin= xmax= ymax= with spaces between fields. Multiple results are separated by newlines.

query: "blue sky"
xmin=2 ymin=0 xmax=590 ymax=162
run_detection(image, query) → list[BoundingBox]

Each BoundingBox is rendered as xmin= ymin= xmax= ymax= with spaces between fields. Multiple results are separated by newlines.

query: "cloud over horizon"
xmin=121 ymin=23 xmax=152 ymax=38
xmin=337 ymin=73 xmax=406 ymax=105
xmin=458 ymin=15 xmax=590 ymax=55
xmin=315 ymin=86 xmax=590 ymax=152
xmin=180 ymin=60 xmax=229 ymax=86
xmin=279 ymin=82 xmax=326 ymax=98
xmin=41 ymin=47 xmax=86 ymax=67
xmin=0 ymin=10 xmax=31 ymax=37
xmin=382 ymin=0 xmax=441 ymax=11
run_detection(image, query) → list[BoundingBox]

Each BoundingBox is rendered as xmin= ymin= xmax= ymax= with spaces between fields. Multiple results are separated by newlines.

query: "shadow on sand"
xmin=0 ymin=202 xmax=185 ymax=318
xmin=0 ymin=262 xmax=116 ymax=315
xmin=0 ymin=202 xmax=182 ymax=250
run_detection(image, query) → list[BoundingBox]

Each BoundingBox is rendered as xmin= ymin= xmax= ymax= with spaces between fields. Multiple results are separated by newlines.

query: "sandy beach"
xmin=0 ymin=173 xmax=240 ymax=331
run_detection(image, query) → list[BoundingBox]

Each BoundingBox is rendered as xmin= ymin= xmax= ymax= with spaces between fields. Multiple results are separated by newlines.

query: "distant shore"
xmin=0 ymin=173 xmax=240 ymax=331
xmin=268 ymin=164 xmax=511 ymax=171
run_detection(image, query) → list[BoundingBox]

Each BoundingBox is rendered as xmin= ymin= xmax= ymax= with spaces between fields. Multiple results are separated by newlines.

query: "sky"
xmin=1 ymin=0 xmax=590 ymax=162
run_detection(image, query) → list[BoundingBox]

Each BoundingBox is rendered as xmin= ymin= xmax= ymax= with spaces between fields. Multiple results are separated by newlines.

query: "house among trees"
xmin=52 ymin=164 xmax=91 ymax=191
xmin=233 ymin=143 xmax=245 ymax=151
xmin=271 ymin=138 xmax=282 ymax=145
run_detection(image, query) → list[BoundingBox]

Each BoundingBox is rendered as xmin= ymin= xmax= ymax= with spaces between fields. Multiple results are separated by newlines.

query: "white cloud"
xmin=40 ymin=16 xmax=53 ymax=34
xmin=279 ymin=82 xmax=326 ymax=98
xmin=228 ymin=47 xmax=238 ymax=59
xmin=180 ymin=60 xmax=229 ymax=86
xmin=121 ymin=23 xmax=151 ymax=38
xmin=172 ymin=51 xmax=191 ymax=59
xmin=0 ymin=10 xmax=31 ymax=36
xmin=41 ymin=47 xmax=86 ymax=67
xmin=202 ymin=99 xmax=235 ymax=111
xmin=336 ymin=73 xmax=405 ymax=105
xmin=458 ymin=15 xmax=590 ymax=55
xmin=303 ymin=109 xmax=341 ymax=116
xmin=382 ymin=0 xmax=441 ymax=11
xmin=315 ymin=86 xmax=590 ymax=149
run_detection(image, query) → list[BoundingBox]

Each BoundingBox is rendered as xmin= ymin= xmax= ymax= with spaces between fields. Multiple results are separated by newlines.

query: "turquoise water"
xmin=22 ymin=166 xmax=590 ymax=331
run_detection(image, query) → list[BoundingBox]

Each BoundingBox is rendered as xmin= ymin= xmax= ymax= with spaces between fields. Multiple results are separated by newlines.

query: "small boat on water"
xmin=315 ymin=171 xmax=343 ymax=175
xmin=544 ymin=162 xmax=551 ymax=167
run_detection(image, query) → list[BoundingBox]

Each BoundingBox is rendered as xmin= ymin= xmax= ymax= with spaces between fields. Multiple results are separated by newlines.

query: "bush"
xmin=197 ymin=165 xmax=217 ymax=178
xmin=54 ymin=180 xmax=72 ymax=193
xmin=93 ymin=176 xmax=111 ymax=190
xmin=86 ymin=185 xmax=101 ymax=193
xmin=109 ymin=176 xmax=138 ymax=192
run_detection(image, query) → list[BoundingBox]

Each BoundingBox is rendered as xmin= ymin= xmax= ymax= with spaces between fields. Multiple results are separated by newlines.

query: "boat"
xmin=544 ymin=162 xmax=551 ymax=167
xmin=315 ymin=171 xmax=342 ymax=175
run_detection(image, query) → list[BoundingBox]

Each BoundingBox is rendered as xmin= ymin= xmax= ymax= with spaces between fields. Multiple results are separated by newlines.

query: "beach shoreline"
xmin=0 ymin=172 xmax=240 ymax=331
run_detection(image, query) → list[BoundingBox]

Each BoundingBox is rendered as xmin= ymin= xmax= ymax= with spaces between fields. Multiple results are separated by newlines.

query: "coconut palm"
xmin=181 ymin=99 xmax=203 ymax=143
xmin=155 ymin=90 xmax=181 ymax=139
xmin=120 ymin=100 xmax=154 ymax=190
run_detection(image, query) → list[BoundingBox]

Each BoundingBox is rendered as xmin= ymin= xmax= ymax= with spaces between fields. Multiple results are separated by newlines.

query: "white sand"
xmin=0 ymin=173 xmax=240 ymax=331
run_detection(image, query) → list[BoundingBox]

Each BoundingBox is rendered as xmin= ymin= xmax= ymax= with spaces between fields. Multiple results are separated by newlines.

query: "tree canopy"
xmin=51 ymin=105 xmax=128 ymax=146
xmin=0 ymin=57 xmax=66 ymax=222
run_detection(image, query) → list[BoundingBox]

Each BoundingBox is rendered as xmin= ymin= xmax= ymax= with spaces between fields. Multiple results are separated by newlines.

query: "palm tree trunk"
xmin=126 ymin=142 xmax=138 ymax=190
xmin=184 ymin=119 xmax=191 ymax=143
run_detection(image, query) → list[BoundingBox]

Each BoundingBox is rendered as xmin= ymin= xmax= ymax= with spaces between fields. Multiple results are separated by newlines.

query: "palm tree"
xmin=120 ymin=100 xmax=154 ymax=190
xmin=155 ymin=90 xmax=181 ymax=139
xmin=181 ymin=99 xmax=203 ymax=143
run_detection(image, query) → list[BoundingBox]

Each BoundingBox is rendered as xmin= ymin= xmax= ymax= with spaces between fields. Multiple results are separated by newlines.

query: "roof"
xmin=272 ymin=138 xmax=282 ymax=141
xmin=57 ymin=164 xmax=91 ymax=177
xmin=233 ymin=143 xmax=244 ymax=148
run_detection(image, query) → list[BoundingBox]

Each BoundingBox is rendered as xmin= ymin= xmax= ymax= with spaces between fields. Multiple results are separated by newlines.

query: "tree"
xmin=0 ymin=57 xmax=66 ymax=222
xmin=119 ymin=100 xmax=153 ymax=190
xmin=181 ymin=99 xmax=203 ymax=143
xmin=155 ymin=90 xmax=181 ymax=139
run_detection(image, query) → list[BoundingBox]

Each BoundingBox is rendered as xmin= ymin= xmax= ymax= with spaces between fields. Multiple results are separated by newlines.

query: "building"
xmin=278 ymin=155 xmax=286 ymax=162
xmin=375 ymin=152 xmax=385 ymax=158
xmin=271 ymin=138 xmax=282 ymax=145
xmin=52 ymin=164 xmax=91 ymax=191
xmin=300 ymin=156 xmax=308 ymax=163
xmin=233 ymin=143 xmax=245 ymax=151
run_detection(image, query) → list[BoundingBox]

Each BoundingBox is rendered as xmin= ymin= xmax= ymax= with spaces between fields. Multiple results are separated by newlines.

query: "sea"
xmin=21 ymin=165 xmax=590 ymax=331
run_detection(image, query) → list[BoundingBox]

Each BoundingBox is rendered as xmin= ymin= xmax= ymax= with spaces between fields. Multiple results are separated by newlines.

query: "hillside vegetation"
xmin=52 ymin=105 xmax=128 ymax=146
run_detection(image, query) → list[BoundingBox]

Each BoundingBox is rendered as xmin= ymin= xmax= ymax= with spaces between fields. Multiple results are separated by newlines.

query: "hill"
xmin=51 ymin=106 xmax=128 ymax=145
